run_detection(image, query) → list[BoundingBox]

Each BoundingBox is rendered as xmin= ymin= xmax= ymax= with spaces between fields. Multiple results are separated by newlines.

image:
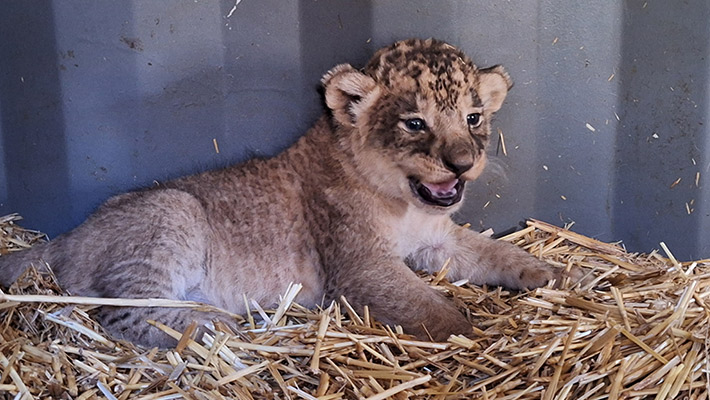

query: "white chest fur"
xmin=390 ymin=206 xmax=456 ymax=266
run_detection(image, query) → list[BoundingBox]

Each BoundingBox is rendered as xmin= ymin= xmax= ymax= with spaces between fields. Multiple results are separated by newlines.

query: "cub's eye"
xmin=467 ymin=113 xmax=482 ymax=128
xmin=403 ymin=118 xmax=426 ymax=132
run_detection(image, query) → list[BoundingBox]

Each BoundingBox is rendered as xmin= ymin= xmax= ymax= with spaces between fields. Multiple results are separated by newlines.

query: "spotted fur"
xmin=0 ymin=39 xmax=572 ymax=346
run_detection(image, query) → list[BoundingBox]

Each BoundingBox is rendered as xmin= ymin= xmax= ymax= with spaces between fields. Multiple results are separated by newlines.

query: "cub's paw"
xmin=509 ymin=257 xmax=585 ymax=290
xmin=515 ymin=259 xmax=556 ymax=290
xmin=410 ymin=309 xmax=472 ymax=342
xmin=556 ymin=265 xmax=588 ymax=288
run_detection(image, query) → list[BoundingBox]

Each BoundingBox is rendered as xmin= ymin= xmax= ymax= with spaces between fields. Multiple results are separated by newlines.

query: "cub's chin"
xmin=408 ymin=177 xmax=466 ymax=212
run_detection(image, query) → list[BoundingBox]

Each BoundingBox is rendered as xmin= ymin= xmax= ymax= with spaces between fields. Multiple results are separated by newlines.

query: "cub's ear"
xmin=477 ymin=65 xmax=513 ymax=114
xmin=322 ymin=64 xmax=379 ymax=127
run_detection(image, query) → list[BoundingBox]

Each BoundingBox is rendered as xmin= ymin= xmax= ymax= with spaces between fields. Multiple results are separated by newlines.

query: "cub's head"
xmin=322 ymin=38 xmax=512 ymax=213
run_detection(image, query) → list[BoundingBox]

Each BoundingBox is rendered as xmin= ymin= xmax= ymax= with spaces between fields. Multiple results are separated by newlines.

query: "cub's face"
xmin=323 ymin=39 xmax=512 ymax=213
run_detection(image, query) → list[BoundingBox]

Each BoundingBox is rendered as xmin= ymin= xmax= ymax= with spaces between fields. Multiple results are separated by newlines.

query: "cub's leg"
xmin=61 ymin=189 xmax=231 ymax=347
xmin=327 ymin=255 xmax=473 ymax=341
xmin=98 ymin=306 xmax=230 ymax=348
xmin=407 ymin=221 xmax=571 ymax=290
xmin=94 ymin=261 xmax=231 ymax=348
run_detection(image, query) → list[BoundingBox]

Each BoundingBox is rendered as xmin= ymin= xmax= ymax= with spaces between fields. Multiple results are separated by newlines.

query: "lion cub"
xmin=0 ymin=39 xmax=565 ymax=347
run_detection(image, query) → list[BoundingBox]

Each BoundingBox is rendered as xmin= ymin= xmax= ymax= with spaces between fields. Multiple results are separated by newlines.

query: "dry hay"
xmin=1 ymin=213 xmax=710 ymax=400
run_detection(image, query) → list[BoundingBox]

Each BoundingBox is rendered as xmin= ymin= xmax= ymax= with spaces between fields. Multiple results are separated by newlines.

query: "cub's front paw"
xmin=409 ymin=308 xmax=472 ymax=342
xmin=515 ymin=259 xmax=556 ymax=290
xmin=492 ymin=245 xmax=571 ymax=290
xmin=506 ymin=256 xmax=583 ymax=290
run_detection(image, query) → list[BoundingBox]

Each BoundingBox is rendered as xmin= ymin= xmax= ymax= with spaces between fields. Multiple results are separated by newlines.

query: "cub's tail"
xmin=0 ymin=242 xmax=53 ymax=287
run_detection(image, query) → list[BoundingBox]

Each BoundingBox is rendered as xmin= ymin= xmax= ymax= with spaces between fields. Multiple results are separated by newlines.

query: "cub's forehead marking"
xmin=365 ymin=39 xmax=481 ymax=112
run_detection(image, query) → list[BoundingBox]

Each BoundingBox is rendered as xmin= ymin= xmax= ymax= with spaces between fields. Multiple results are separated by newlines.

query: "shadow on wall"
xmin=0 ymin=1 xmax=71 ymax=237
xmin=613 ymin=1 xmax=710 ymax=260
xmin=298 ymin=0 xmax=374 ymax=122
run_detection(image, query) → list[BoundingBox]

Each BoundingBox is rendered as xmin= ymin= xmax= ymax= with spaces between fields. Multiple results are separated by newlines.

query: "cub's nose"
xmin=443 ymin=149 xmax=474 ymax=176
xmin=444 ymin=160 xmax=473 ymax=176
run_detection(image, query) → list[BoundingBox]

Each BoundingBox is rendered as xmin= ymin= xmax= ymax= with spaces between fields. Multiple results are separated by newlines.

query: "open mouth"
xmin=409 ymin=178 xmax=465 ymax=207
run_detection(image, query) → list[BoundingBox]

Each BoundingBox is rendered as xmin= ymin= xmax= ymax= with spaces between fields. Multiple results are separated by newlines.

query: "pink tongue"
xmin=422 ymin=179 xmax=459 ymax=196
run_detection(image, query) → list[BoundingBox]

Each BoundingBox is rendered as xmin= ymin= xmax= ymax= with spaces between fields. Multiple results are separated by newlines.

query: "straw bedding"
xmin=1 ymin=212 xmax=709 ymax=399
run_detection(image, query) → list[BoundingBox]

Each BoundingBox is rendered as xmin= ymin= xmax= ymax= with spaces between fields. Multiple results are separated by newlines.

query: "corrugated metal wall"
xmin=1 ymin=0 xmax=708 ymax=259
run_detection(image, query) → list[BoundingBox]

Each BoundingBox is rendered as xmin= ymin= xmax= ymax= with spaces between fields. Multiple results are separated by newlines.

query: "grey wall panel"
xmin=0 ymin=1 xmax=72 ymax=232
xmin=613 ymin=1 xmax=710 ymax=260
xmin=0 ymin=106 xmax=7 ymax=210
xmin=1 ymin=0 xmax=709 ymax=259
